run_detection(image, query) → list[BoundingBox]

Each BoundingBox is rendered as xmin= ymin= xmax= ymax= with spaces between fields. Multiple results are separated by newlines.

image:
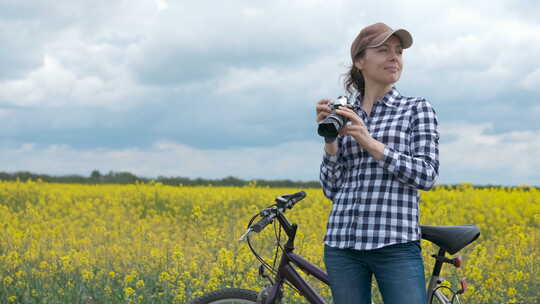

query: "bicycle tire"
xmin=189 ymin=288 xmax=258 ymax=304
xmin=430 ymin=287 xmax=458 ymax=304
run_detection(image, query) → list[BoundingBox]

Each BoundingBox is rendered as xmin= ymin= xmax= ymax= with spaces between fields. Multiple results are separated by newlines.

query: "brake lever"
xmin=239 ymin=206 xmax=278 ymax=242
xmin=239 ymin=228 xmax=253 ymax=242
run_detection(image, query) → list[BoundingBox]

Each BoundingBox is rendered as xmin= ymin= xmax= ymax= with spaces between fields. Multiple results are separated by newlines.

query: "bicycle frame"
xmin=263 ymin=211 xmax=329 ymax=304
xmin=259 ymin=210 xmax=463 ymax=304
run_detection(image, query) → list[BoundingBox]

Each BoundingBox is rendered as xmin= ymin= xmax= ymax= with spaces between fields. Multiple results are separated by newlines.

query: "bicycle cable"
xmin=272 ymin=216 xmax=282 ymax=270
xmin=271 ymin=216 xmax=304 ymax=295
xmin=245 ymin=206 xmax=302 ymax=295
xmin=246 ymin=208 xmax=279 ymax=277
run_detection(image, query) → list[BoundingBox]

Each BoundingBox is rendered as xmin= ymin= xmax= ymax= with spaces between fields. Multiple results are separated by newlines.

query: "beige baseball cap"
xmin=350 ymin=22 xmax=413 ymax=61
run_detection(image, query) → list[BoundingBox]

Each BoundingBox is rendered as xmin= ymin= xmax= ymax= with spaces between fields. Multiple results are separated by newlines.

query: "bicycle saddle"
xmin=420 ymin=225 xmax=480 ymax=255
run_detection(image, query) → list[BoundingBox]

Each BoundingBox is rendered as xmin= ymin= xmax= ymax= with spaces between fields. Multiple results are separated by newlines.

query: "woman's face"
xmin=354 ymin=35 xmax=403 ymax=86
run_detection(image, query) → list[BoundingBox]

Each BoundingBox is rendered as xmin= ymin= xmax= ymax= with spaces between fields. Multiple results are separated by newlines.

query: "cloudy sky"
xmin=1 ymin=0 xmax=539 ymax=186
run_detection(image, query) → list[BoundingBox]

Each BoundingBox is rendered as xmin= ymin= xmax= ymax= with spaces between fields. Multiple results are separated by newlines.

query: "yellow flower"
xmin=124 ymin=272 xmax=137 ymax=285
xmin=39 ymin=260 xmax=50 ymax=270
xmin=0 ymin=181 xmax=538 ymax=304
xmin=159 ymin=271 xmax=172 ymax=283
xmin=124 ymin=287 xmax=135 ymax=298
xmin=81 ymin=269 xmax=94 ymax=281
xmin=8 ymin=296 xmax=17 ymax=303
xmin=3 ymin=276 xmax=14 ymax=286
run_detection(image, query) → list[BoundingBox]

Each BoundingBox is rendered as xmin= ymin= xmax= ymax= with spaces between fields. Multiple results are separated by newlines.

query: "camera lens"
xmin=318 ymin=114 xmax=345 ymax=138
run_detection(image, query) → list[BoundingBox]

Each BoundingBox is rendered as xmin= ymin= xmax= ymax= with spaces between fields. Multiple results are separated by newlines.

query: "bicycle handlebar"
xmin=276 ymin=191 xmax=306 ymax=209
xmin=239 ymin=191 xmax=306 ymax=241
xmin=251 ymin=215 xmax=275 ymax=232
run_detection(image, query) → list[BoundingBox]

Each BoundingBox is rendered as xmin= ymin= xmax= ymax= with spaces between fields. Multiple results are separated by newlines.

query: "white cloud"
xmin=520 ymin=67 xmax=540 ymax=91
xmin=216 ymin=67 xmax=280 ymax=94
xmin=440 ymin=122 xmax=540 ymax=185
xmin=4 ymin=123 xmax=540 ymax=186
xmin=215 ymin=54 xmax=346 ymax=98
xmin=1 ymin=1 xmax=540 ymax=186
xmin=156 ymin=0 xmax=168 ymax=11
xmin=3 ymin=1 xmax=539 ymax=107
xmin=241 ymin=7 xmax=263 ymax=18
xmin=2 ymin=140 xmax=324 ymax=181
xmin=392 ymin=2 xmax=540 ymax=101
xmin=0 ymin=53 xmax=145 ymax=109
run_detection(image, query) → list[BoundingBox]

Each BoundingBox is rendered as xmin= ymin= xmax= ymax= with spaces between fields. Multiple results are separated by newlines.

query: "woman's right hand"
xmin=316 ymin=98 xmax=332 ymax=123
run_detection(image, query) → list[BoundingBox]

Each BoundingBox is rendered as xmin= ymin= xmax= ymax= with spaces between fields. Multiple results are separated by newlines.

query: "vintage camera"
xmin=317 ymin=95 xmax=351 ymax=142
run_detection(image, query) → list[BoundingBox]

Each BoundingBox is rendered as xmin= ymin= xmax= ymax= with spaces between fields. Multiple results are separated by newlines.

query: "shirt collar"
xmin=353 ymin=86 xmax=402 ymax=109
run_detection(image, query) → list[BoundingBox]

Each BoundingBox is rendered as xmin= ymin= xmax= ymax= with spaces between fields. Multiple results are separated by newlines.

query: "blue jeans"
xmin=324 ymin=241 xmax=426 ymax=304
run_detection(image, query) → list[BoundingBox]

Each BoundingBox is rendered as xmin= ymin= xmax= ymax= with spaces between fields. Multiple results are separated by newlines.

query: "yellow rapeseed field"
xmin=0 ymin=180 xmax=538 ymax=303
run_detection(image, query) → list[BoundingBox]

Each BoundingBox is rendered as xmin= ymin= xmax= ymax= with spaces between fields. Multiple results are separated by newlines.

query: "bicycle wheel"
xmin=190 ymin=288 xmax=258 ymax=304
xmin=430 ymin=287 xmax=460 ymax=304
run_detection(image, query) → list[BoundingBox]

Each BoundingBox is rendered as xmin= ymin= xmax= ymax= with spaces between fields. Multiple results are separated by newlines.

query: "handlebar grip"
xmin=251 ymin=216 xmax=274 ymax=232
xmin=289 ymin=191 xmax=306 ymax=204
xmin=279 ymin=191 xmax=306 ymax=209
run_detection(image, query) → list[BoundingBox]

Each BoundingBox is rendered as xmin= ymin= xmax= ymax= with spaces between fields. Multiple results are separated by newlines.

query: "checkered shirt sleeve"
xmin=377 ymin=99 xmax=439 ymax=190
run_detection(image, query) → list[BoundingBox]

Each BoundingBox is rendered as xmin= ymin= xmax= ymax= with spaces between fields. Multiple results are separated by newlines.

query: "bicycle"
xmin=190 ymin=191 xmax=480 ymax=304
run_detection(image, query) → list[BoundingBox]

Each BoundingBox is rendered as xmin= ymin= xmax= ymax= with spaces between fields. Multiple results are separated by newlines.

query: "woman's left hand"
xmin=335 ymin=106 xmax=371 ymax=145
xmin=335 ymin=106 xmax=386 ymax=160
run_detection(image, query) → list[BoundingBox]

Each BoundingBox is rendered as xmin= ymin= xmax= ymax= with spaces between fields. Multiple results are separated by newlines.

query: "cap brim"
xmin=393 ymin=29 xmax=413 ymax=49
xmin=369 ymin=28 xmax=413 ymax=49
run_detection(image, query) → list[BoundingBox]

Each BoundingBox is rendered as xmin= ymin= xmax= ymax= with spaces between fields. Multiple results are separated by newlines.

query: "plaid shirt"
xmin=320 ymin=87 xmax=439 ymax=250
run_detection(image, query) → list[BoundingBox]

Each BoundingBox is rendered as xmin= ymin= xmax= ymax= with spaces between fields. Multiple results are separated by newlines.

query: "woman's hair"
xmin=343 ymin=50 xmax=365 ymax=97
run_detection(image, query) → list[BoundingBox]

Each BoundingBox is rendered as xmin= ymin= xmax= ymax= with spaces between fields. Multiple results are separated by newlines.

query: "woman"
xmin=316 ymin=22 xmax=439 ymax=304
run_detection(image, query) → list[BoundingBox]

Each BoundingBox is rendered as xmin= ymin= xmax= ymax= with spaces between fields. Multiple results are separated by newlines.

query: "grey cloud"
xmin=0 ymin=0 xmax=136 ymax=80
xmin=1 ymin=104 xmax=164 ymax=149
xmin=128 ymin=1 xmax=348 ymax=86
xmin=1 ymin=82 xmax=320 ymax=151
xmin=2 ymin=0 xmax=540 ymax=186
xmin=0 ymin=19 xmax=46 ymax=79
xmin=0 ymin=1 xmax=53 ymax=21
xmin=131 ymin=43 xmax=323 ymax=86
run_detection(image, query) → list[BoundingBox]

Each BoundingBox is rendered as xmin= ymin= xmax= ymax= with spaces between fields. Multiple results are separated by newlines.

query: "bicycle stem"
xmin=275 ymin=211 xmax=297 ymax=249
